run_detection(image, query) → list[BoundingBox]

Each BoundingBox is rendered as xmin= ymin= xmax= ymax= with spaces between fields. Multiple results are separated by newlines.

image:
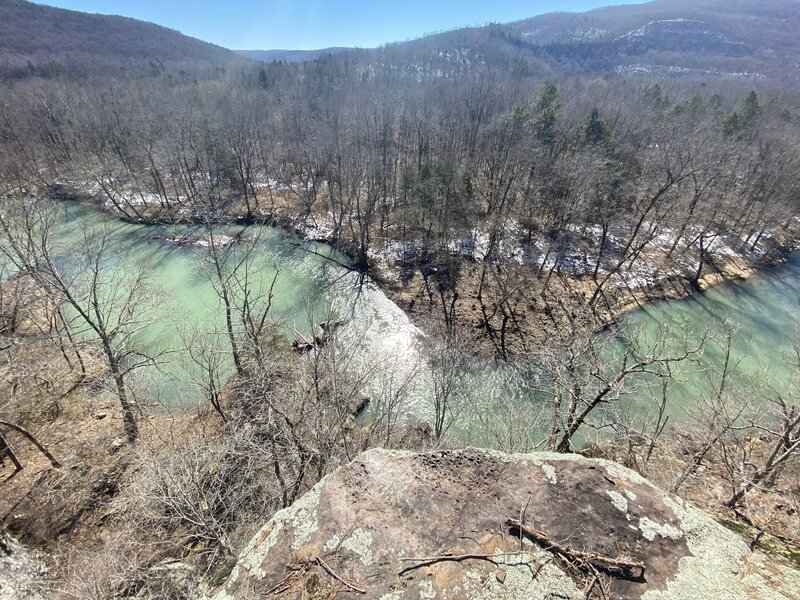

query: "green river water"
xmin=457 ymin=253 xmax=800 ymax=446
xmin=616 ymin=255 xmax=800 ymax=415
xmin=51 ymin=203 xmax=423 ymax=409
xmin=44 ymin=204 xmax=800 ymax=441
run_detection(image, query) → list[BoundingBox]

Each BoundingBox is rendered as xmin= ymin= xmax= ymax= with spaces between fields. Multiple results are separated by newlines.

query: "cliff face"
xmin=210 ymin=448 xmax=800 ymax=599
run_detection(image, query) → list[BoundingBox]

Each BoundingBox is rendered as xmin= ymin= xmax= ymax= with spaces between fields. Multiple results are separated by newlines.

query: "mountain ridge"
xmin=2 ymin=0 xmax=799 ymax=84
xmin=0 ymin=0 xmax=247 ymax=78
xmin=242 ymin=0 xmax=799 ymax=82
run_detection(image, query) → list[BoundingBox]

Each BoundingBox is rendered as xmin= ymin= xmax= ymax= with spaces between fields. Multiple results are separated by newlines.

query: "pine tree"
xmin=582 ymin=107 xmax=611 ymax=146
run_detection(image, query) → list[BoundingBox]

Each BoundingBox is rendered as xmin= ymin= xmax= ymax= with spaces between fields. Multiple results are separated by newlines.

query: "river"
xmin=45 ymin=204 xmax=800 ymax=444
xmin=50 ymin=203 xmax=424 ymax=410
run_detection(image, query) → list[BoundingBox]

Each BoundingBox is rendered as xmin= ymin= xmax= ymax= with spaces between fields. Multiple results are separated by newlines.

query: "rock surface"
xmin=0 ymin=530 xmax=46 ymax=600
xmin=210 ymin=448 xmax=800 ymax=599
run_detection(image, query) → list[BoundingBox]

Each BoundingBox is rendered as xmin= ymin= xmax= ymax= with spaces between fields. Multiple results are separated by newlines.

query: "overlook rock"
xmin=210 ymin=448 xmax=800 ymax=599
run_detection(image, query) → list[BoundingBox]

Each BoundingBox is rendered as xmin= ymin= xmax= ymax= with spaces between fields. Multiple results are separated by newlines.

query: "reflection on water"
xmin=53 ymin=204 xmax=424 ymax=409
xmin=51 ymin=205 xmax=800 ymax=446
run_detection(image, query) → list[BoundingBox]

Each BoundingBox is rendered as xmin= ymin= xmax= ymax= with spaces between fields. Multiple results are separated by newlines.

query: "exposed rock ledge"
xmin=209 ymin=448 xmax=800 ymax=599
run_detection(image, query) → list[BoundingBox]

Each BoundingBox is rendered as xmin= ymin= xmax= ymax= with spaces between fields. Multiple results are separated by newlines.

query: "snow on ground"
xmin=54 ymin=176 xmax=773 ymax=296
xmin=254 ymin=176 xmax=327 ymax=194
xmin=370 ymin=239 xmax=424 ymax=263
xmin=104 ymin=190 xmax=170 ymax=207
xmin=295 ymin=215 xmax=336 ymax=242
xmin=368 ymin=217 xmax=770 ymax=294
xmin=54 ymin=178 xmax=187 ymax=210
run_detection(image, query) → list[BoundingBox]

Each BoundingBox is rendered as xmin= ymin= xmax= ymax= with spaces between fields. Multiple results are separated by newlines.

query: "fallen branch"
xmin=264 ymin=568 xmax=306 ymax=596
xmin=315 ymin=555 xmax=366 ymax=594
xmin=506 ymin=519 xmax=645 ymax=579
xmin=0 ymin=419 xmax=61 ymax=468
xmin=399 ymin=551 xmax=537 ymax=575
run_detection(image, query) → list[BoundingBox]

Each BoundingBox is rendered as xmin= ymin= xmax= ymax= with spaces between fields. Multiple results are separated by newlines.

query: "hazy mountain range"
xmin=236 ymin=48 xmax=351 ymax=63
xmin=1 ymin=0 xmax=799 ymax=83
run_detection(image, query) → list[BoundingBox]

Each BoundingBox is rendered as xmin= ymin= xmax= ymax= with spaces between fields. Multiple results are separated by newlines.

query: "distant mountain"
xmin=237 ymin=48 xmax=353 ymax=63
xmin=374 ymin=0 xmax=800 ymax=83
xmin=503 ymin=0 xmax=800 ymax=80
xmin=2 ymin=0 xmax=798 ymax=85
xmin=0 ymin=0 xmax=247 ymax=79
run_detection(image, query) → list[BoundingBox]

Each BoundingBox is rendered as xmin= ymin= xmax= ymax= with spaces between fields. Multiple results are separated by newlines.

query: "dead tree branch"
xmin=0 ymin=418 xmax=61 ymax=468
xmin=506 ymin=519 xmax=645 ymax=579
xmin=315 ymin=555 xmax=366 ymax=594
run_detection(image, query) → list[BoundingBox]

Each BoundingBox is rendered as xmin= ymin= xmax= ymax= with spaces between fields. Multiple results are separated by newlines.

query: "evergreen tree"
xmin=741 ymin=90 xmax=761 ymax=125
xmin=533 ymin=81 xmax=562 ymax=145
xmin=582 ymin=107 xmax=611 ymax=146
xmin=258 ymin=67 xmax=269 ymax=89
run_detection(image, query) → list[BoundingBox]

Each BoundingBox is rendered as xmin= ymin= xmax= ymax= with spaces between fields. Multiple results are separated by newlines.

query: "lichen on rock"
xmin=607 ymin=489 xmax=629 ymax=514
xmin=209 ymin=448 xmax=800 ymax=599
xmin=341 ymin=528 xmax=374 ymax=566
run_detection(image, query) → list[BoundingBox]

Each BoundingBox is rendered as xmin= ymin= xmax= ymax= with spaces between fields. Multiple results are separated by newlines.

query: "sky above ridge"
xmin=31 ymin=0 xmax=644 ymax=50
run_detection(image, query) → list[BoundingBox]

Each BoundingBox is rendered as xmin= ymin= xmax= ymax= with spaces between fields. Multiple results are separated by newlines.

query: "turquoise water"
xmin=41 ymin=204 xmax=800 ymax=443
xmin=51 ymin=203 xmax=422 ymax=408
xmin=608 ymin=253 xmax=800 ymax=427
xmin=453 ymin=254 xmax=800 ymax=448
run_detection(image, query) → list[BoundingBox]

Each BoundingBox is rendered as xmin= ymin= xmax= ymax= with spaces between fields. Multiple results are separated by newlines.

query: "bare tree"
xmin=721 ymin=330 xmax=800 ymax=509
xmin=536 ymin=310 xmax=703 ymax=453
xmin=180 ymin=325 xmax=229 ymax=420
xmin=427 ymin=328 xmax=468 ymax=444
xmin=0 ymin=199 xmax=166 ymax=441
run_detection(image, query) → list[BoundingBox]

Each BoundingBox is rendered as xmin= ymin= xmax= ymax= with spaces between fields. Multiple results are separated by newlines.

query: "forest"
xmin=1 ymin=5 xmax=800 ymax=598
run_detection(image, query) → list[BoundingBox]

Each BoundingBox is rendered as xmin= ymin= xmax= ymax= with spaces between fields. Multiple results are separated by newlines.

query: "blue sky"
xmin=33 ymin=1 xmax=641 ymax=50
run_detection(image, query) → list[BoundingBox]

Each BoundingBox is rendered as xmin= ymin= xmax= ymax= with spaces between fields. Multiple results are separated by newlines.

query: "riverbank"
xmin=381 ymin=229 xmax=800 ymax=356
xmin=37 ymin=181 xmax=800 ymax=357
xmin=2 ymin=245 xmax=798 ymax=597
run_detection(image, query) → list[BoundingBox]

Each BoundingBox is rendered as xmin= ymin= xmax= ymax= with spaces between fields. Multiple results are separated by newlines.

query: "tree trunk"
xmin=102 ymin=340 xmax=139 ymax=442
xmin=0 ymin=430 xmax=23 ymax=472
xmin=0 ymin=420 xmax=61 ymax=468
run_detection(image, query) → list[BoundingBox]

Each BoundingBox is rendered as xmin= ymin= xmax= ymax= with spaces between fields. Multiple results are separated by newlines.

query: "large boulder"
xmin=210 ymin=448 xmax=800 ymax=599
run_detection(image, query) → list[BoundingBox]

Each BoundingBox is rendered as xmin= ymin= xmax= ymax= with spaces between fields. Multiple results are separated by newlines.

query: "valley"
xmin=1 ymin=0 xmax=800 ymax=598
